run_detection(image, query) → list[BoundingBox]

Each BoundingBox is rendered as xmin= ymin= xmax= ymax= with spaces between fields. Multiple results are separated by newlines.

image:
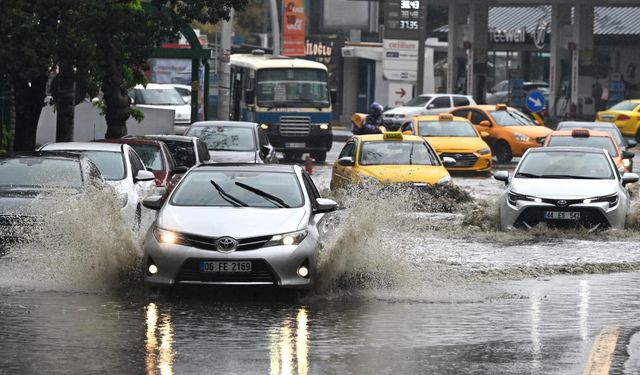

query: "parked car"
xmin=486 ymin=81 xmax=549 ymax=105
xmin=169 ymin=83 xmax=192 ymax=104
xmin=39 ymin=142 xmax=156 ymax=230
xmin=185 ymin=121 xmax=278 ymax=164
xmin=383 ymin=94 xmax=476 ymax=130
xmin=0 ymin=152 xmax=110 ymax=252
xmin=126 ymin=135 xmax=211 ymax=168
xmin=141 ymin=164 xmax=337 ymax=289
xmin=129 ymin=83 xmax=191 ymax=135
xmin=596 ymin=100 xmax=640 ymax=142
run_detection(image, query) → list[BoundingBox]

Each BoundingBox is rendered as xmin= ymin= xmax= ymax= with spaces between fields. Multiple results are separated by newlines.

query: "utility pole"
xmin=217 ymin=9 xmax=234 ymax=121
xmin=270 ymin=0 xmax=281 ymax=55
xmin=416 ymin=3 xmax=428 ymax=95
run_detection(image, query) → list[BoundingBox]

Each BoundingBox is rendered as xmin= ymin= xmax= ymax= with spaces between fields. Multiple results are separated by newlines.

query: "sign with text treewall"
xmin=283 ymin=0 xmax=306 ymax=56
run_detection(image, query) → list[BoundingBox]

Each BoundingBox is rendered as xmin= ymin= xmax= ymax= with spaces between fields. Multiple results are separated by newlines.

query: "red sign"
xmin=283 ymin=0 xmax=306 ymax=56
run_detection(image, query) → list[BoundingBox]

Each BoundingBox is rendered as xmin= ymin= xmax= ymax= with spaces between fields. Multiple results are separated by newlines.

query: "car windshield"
xmin=186 ymin=126 xmax=256 ymax=152
xmin=418 ymin=120 xmax=477 ymax=137
xmin=403 ymin=96 xmax=432 ymax=107
xmin=129 ymin=144 xmax=163 ymax=171
xmin=134 ymin=88 xmax=185 ymax=105
xmin=0 ymin=157 xmax=82 ymax=189
xmin=69 ymin=150 xmax=125 ymax=180
xmin=557 ymin=124 xmax=624 ymax=146
xmin=609 ymin=101 xmax=639 ymax=111
xmin=359 ymin=141 xmax=440 ymax=166
xmin=162 ymin=140 xmax=196 ymax=167
xmin=171 ymin=170 xmax=304 ymax=208
xmin=516 ymin=151 xmax=614 ymax=180
xmin=256 ymin=68 xmax=330 ymax=108
xmin=489 ymin=110 xmax=535 ymax=126
xmin=547 ymin=135 xmax=618 ymax=157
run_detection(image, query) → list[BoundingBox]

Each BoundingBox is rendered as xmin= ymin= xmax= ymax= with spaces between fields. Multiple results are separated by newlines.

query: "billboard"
xmin=283 ymin=0 xmax=306 ymax=56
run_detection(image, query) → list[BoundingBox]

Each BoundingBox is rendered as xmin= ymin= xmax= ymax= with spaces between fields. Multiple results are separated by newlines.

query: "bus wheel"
xmin=310 ymin=150 xmax=327 ymax=163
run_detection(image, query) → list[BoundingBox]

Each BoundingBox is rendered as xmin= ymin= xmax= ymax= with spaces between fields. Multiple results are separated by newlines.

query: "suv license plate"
xmin=544 ymin=211 xmax=580 ymax=220
xmin=199 ymin=261 xmax=252 ymax=273
xmin=285 ymin=142 xmax=306 ymax=148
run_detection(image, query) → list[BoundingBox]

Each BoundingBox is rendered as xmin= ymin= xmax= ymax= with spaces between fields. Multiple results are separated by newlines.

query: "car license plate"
xmin=543 ymin=211 xmax=580 ymax=220
xmin=199 ymin=261 xmax=252 ymax=273
xmin=285 ymin=142 xmax=306 ymax=149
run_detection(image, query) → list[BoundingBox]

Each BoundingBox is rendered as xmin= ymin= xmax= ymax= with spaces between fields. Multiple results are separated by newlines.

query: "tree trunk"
xmin=12 ymin=76 xmax=48 ymax=152
xmin=55 ymin=62 xmax=75 ymax=142
xmin=102 ymin=52 xmax=131 ymax=139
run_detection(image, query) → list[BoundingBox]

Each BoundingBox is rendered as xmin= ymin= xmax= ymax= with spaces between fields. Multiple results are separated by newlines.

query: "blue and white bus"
xmin=230 ymin=51 xmax=333 ymax=161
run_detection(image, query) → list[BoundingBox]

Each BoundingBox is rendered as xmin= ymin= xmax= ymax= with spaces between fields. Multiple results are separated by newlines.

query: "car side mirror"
xmin=260 ymin=145 xmax=271 ymax=157
xmin=627 ymin=139 xmax=637 ymax=148
xmin=142 ymin=195 xmax=164 ymax=210
xmin=622 ymin=150 xmax=635 ymax=159
xmin=314 ymin=198 xmax=338 ymax=214
xmin=442 ymin=156 xmax=456 ymax=167
xmin=171 ymin=166 xmax=188 ymax=175
xmin=479 ymin=120 xmax=492 ymax=127
xmin=338 ymin=156 xmax=355 ymax=166
xmin=135 ymin=170 xmax=155 ymax=182
xmin=493 ymin=170 xmax=509 ymax=185
xmin=480 ymin=131 xmax=490 ymax=138
xmin=245 ymin=89 xmax=255 ymax=105
xmin=622 ymin=172 xmax=639 ymax=185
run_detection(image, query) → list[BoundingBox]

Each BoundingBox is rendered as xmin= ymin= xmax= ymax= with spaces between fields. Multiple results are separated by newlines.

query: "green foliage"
xmin=0 ymin=126 xmax=10 ymax=153
xmin=130 ymin=108 xmax=145 ymax=123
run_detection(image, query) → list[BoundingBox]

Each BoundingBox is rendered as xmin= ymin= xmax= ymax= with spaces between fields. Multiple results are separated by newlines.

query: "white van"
xmin=130 ymin=83 xmax=191 ymax=134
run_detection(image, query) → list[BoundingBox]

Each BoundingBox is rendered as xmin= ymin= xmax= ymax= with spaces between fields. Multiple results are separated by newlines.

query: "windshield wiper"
xmin=515 ymin=172 xmax=542 ymax=178
xmin=234 ymin=182 xmax=290 ymax=208
xmin=297 ymin=98 xmax=324 ymax=110
xmin=210 ymin=180 xmax=248 ymax=207
xmin=538 ymin=174 xmax=602 ymax=180
xmin=264 ymin=101 xmax=291 ymax=111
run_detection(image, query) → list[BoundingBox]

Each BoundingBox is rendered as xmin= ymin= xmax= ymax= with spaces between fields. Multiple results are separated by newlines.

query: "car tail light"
xmin=617 ymin=114 xmax=631 ymax=121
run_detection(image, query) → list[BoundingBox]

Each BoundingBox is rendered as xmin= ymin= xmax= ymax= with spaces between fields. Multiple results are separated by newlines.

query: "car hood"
xmin=509 ymin=178 xmax=619 ymax=199
xmin=426 ymin=137 xmax=489 ymax=153
xmin=135 ymin=104 xmax=190 ymax=120
xmin=384 ymin=107 xmax=424 ymax=116
xmin=503 ymin=125 xmax=552 ymax=138
xmin=358 ymin=165 xmax=449 ymax=184
xmin=209 ymin=150 xmax=258 ymax=163
xmin=0 ymin=190 xmax=80 ymax=215
xmin=158 ymin=206 xmax=307 ymax=238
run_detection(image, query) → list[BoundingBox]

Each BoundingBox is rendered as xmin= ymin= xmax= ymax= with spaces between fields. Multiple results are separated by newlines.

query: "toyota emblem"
xmin=216 ymin=236 xmax=238 ymax=253
xmin=556 ymin=200 xmax=568 ymax=208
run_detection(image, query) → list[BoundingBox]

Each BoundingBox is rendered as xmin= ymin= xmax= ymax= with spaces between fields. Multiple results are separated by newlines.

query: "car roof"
xmin=549 ymin=130 xmax=612 ymax=138
xmin=97 ymin=138 xmax=164 ymax=146
xmin=194 ymin=163 xmax=297 ymax=173
xmin=415 ymin=93 xmax=468 ymax=97
xmin=169 ymin=84 xmax=191 ymax=90
xmin=133 ymin=83 xmax=177 ymax=90
xmin=558 ymin=121 xmax=617 ymax=128
xmin=411 ymin=115 xmax=470 ymax=122
xmin=41 ymin=142 xmax=126 ymax=152
xmin=353 ymin=134 xmax=426 ymax=142
xmin=528 ymin=146 xmax=607 ymax=154
xmin=189 ymin=121 xmax=256 ymax=128
xmin=458 ymin=105 xmax=517 ymax=111
xmin=126 ymin=134 xmax=197 ymax=143
xmin=2 ymin=151 xmax=84 ymax=161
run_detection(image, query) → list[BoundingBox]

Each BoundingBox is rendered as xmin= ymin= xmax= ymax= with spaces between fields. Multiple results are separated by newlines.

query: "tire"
xmin=494 ymin=140 xmax=513 ymax=163
xmin=635 ymin=128 xmax=640 ymax=143
xmin=310 ymin=150 xmax=327 ymax=162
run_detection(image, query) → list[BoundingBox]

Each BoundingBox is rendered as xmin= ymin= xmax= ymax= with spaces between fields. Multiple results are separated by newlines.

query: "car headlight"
xmin=507 ymin=191 xmax=542 ymax=205
xmin=623 ymin=158 xmax=631 ymax=168
xmin=583 ymin=193 xmax=619 ymax=207
xmin=477 ymin=147 xmax=491 ymax=155
xmin=318 ymin=123 xmax=329 ymax=130
xmin=153 ymin=227 xmax=187 ymax=245
xmin=513 ymin=132 xmax=531 ymax=142
xmin=118 ymin=193 xmax=129 ymax=208
xmin=264 ymin=230 xmax=308 ymax=247
xmin=437 ymin=175 xmax=451 ymax=185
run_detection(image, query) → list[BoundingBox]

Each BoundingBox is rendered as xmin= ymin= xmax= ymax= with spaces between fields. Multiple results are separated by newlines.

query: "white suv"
xmin=383 ymin=94 xmax=476 ymax=130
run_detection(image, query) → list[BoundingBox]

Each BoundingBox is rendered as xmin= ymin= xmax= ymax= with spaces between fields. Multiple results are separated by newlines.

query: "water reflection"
xmin=530 ymin=291 xmax=541 ymax=372
xmin=270 ymin=307 xmax=309 ymax=375
xmin=145 ymin=303 xmax=174 ymax=375
xmin=579 ymin=280 xmax=590 ymax=341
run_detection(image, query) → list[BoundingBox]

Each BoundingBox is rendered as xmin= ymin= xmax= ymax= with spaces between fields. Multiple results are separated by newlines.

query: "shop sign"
xmin=532 ymin=21 xmax=549 ymax=50
xmin=489 ymin=27 xmax=527 ymax=44
xmin=382 ymin=0 xmax=425 ymax=82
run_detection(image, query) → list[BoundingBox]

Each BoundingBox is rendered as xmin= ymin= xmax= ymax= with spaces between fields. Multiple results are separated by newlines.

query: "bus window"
xmin=256 ymin=68 xmax=330 ymax=108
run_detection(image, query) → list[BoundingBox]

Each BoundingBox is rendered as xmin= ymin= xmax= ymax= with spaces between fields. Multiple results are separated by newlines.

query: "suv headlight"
xmin=507 ymin=191 xmax=542 ymax=205
xmin=264 ymin=230 xmax=308 ymax=247
xmin=583 ymin=193 xmax=619 ymax=207
xmin=437 ymin=175 xmax=451 ymax=185
xmin=513 ymin=132 xmax=531 ymax=142
xmin=118 ymin=193 xmax=129 ymax=208
xmin=317 ymin=123 xmax=329 ymax=130
xmin=153 ymin=227 xmax=186 ymax=245
xmin=477 ymin=147 xmax=491 ymax=155
xmin=623 ymin=158 xmax=631 ymax=168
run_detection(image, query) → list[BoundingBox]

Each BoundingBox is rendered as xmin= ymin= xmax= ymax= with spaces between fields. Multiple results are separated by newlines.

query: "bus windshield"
xmin=256 ymin=68 xmax=330 ymax=109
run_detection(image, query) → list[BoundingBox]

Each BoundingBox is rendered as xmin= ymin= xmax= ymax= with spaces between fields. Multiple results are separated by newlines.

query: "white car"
xmin=129 ymin=83 xmax=191 ymax=135
xmin=169 ymin=84 xmax=192 ymax=104
xmin=383 ymin=94 xmax=476 ymax=130
xmin=39 ymin=142 xmax=157 ymax=230
xmin=495 ymin=146 xmax=639 ymax=231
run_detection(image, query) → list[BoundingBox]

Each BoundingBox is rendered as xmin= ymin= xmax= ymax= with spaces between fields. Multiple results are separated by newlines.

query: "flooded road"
xmin=2 ymin=144 xmax=640 ymax=374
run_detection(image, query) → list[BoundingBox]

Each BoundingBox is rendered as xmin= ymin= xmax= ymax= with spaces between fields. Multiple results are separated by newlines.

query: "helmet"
xmin=370 ymin=102 xmax=384 ymax=116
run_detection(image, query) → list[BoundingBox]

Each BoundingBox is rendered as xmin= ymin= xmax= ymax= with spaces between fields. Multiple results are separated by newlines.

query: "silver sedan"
xmin=142 ymin=164 xmax=337 ymax=289
xmin=495 ymin=147 xmax=639 ymax=231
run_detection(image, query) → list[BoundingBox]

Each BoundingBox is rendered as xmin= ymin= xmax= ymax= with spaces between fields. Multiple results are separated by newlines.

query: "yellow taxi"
xmin=401 ymin=114 xmax=492 ymax=173
xmin=596 ymin=100 xmax=640 ymax=141
xmin=330 ymin=132 xmax=453 ymax=190
xmin=450 ymin=104 xmax=552 ymax=162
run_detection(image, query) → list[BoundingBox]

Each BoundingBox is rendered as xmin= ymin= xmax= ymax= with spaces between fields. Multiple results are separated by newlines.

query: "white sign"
xmin=388 ymin=82 xmax=414 ymax=107
xmin=383 ymin=39 xmax=419 ymax=81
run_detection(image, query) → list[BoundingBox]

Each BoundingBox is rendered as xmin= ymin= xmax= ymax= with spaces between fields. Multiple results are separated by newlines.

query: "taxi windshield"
xmin=418 ymin=120 xmax=477 ymax=137
xmin=489 ymin=110 xmax=535 ymax=126
xmin=547 ymin=135 xmax=618 ymax=157
xmin=359 ymin=141 xmax=440 ymax=166
xmin=516 ymin=151 xmax=614 ymax=180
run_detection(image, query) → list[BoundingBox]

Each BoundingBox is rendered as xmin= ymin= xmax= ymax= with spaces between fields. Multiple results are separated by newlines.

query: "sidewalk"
xmin=332 ymin=126 xmax=352 ymax=142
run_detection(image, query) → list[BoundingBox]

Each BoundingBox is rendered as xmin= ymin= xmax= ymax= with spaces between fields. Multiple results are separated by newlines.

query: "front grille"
xmin=280 ymin=116 xmax=310 ymax=136
xmin=440 ymin=153 xmax=478 ymax=168
xmin=177 ymin=259 xmax=276 ymax=284
xmin=0 ymin=215 xmax=44 ymax=227
xmin=514 ymin=207 xmax=610 ymax=229
xmin=178 ymin=233 xmax=271 ymax=252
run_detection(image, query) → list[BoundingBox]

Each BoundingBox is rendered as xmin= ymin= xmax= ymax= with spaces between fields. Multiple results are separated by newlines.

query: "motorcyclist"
xmin=353 ymin=102 xmax=384 ymax=135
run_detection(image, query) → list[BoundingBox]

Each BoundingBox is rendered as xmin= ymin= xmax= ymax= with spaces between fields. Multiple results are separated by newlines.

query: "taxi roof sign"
xmin=438 ymin=114 xmax=454 ymax=121
xmin=571 ymin=128 xmax=590 ymax=138
xmin=383 ymin=132 xmax=403 ymax=141
xmin=495 ymin=104 xmax=508 ymax=110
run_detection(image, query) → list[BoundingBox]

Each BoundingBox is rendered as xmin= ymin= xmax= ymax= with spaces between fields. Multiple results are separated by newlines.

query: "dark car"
xmin=124 ymin=135 xmax=210 ymax=168
xmin=185 ymin=121 xmax=279 ymax=164
xmin=486 ymin=80 xmax=549 ymax=106
xmin=0 ymin=152 xmax=109 ymax=252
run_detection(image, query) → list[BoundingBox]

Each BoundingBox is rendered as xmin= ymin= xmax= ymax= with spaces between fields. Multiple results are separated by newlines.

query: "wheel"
xmin=310 ymin=150 xmax=327 ymax=162
xmin=635 ymin=128 xmax=640 ymax=143
xmin=494 ymin=140 xmax=513 ymax=163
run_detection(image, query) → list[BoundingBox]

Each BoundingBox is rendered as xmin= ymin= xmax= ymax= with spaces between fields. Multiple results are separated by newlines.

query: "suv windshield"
xmin=489 ymin=110 xmax=535 ymax=126
xmin=359 ymin=141 xmax=440 ymax=166
xmin=171 ymin=170 xmax=304 ymax=208
xmin=134 ymin=88 xmax=185 ymax=105
xmin=0 ymin=157 xmax=82 ymax=189
xmin=419 ymin=120 xmax=477 ymax=137
xmin=162 ymin=141 xmax=195 ymax=167
xmin=186 ymin=126 xmax=256 ymax=152
xmin=129 ymin=144 xmax=163 ymax=171
xmin=403 ymin=96 xmax=432 ymax=107
xmin=69 ymin=151 xmax=125 ymax=180
xmin=516 ymin=151 xmax=614 ymax=180
xmin=547 ymin=135 xmax=618 ymax=157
